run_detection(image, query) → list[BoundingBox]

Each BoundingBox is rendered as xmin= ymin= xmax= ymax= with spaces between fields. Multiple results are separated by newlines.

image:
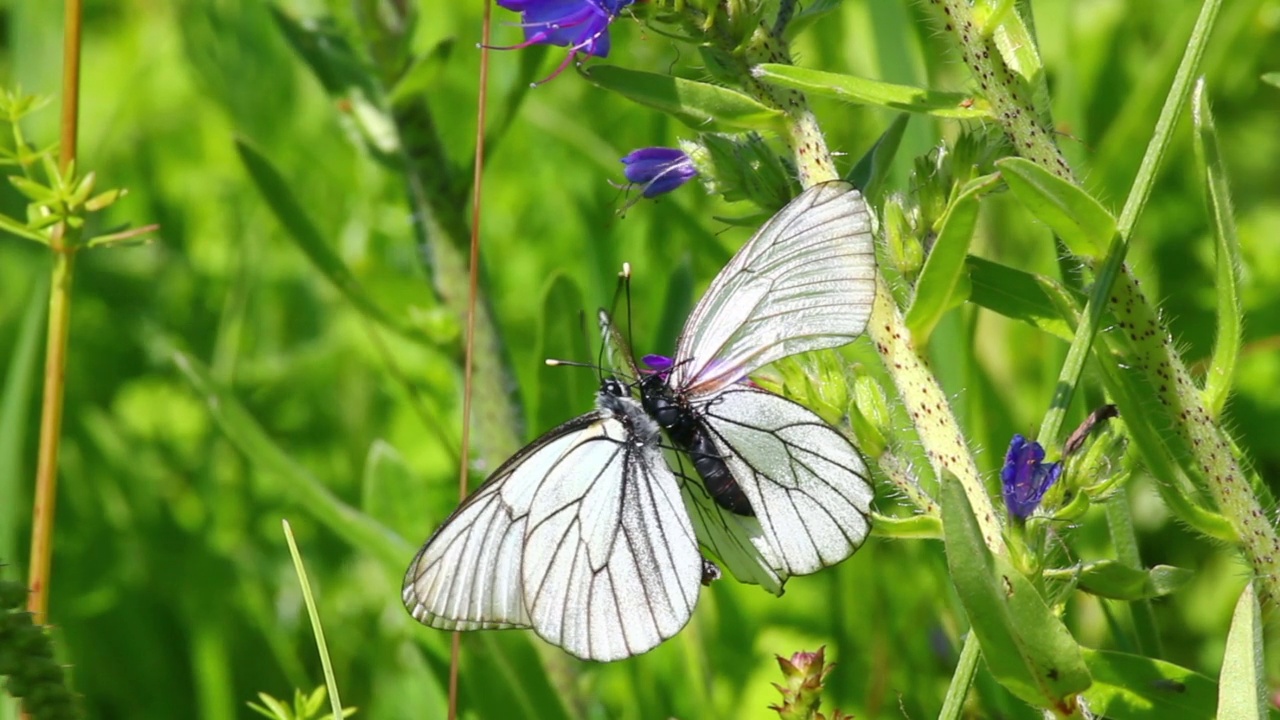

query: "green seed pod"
xmin=883 ymin=194 xmax=923 ymax=279
xmin=848 ymin=375 xmax=890 ymax=459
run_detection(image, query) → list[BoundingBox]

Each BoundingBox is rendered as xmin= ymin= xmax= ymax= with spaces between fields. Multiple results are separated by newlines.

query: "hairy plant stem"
xmin=735 ymin=23 xmax=1005 ymax=553
xmin=26 ymin=0 xmax=84 ymax=630
xmin=925 ymin=0 xmax=1072 ymax=181
xmin=939 ymin=0 xmax=1280 ymax=609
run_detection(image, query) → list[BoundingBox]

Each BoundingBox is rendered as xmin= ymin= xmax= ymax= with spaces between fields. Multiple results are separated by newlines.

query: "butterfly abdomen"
xmin=688 ymin=429 xmax=755 ymax=516
xmin=640 ymin=376 xmax=755 ymax=517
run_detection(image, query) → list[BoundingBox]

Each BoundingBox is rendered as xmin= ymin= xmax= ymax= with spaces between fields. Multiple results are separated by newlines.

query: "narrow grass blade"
xmin=0 ymin=277 xmax=46 ymax=565
xmin=1218 ymin=583 xmax=1265 ymax=719
xmin=535 ymin=274 xmax=592 ymax=433
xmin=938 ymin=633 xmax=981 ymax=720
xmin=360 ymin=440 xmax=424 ymax=543
xmin=752 ymin=64 xmax=992 ymax=119
xmin=282 ymin=519 xmax=346 ymax=720
xmin=235 ymin=140 xmax=436 ymax=348
xmin=1191 ymin=79 xmax=1241 ymax=419
xmin=172 ymin=349 xmax=412 ymax=570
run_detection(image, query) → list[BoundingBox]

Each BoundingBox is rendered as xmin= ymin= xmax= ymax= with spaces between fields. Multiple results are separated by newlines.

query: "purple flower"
xmin=495 ymin=0 xmax=632 ymax=82
xmin=1001 ymin=434 xmax=1063 ymax=520
xmin=621 ymin=147 xmax=698 ymax=198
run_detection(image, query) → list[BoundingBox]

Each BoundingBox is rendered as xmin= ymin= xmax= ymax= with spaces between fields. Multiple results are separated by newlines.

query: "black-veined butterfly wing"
xmin=670 ymin=181 xmax=875 ymax=394
xmin=403 ymin=389 xmax=704 ymax=661
xmin=676 ymin=475 xmax=786 ymax=595
xmin=693 ymin=387 xmax=873 ymax=579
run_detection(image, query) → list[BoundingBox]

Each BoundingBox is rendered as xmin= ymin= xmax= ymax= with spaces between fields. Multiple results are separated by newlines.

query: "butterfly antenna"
xmin=623 ymin=263 xmax=638 ymax=370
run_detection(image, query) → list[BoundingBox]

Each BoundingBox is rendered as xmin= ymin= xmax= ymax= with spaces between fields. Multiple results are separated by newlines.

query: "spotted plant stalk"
xmin=927 ymin=0 xmax=1280 ymax=608
xmin=713 ymin=10 xmax=1007 ymax=553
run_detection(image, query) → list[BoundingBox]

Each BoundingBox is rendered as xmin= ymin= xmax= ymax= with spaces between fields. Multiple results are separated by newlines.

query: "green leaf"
xmin=1218 ymin=583 xmax=1266 ymax=719
xmin=249 ymin=694 xmax=293 ymax=720
xmin=580 ymin=65 xmax=783 ymax=131
xmin=965 ymin=256 xmax=1077 ymax=341
xmin=535 ymin=274 xmax=593 ymax=434
xmin=868 ymin=512 xmax=941 ymax=540
xmin=1263 ymin=72 xmax=1280 ymax=89
xmin=846 ymin=113 xmax=910 ymax=201
xmin=7 ymin=174 xmax=57 ymax=205
xmin=281 ymin=520 xmax=347 ymax=720
xmin=906 ymin=174 xmax=1000 ymax=344
xmin=1043 ymin=561 xmax=1192 ymax=601
xmin=171 ymin=349 xmax=413 ymax=571
xmin=751 ymin=64 xmax=992 ymax=119
xmin=359 ymin=441 xmax=423 ymax=543
xmin=1191 ymin=79 xmax=1241 ymax=419
xmin=942 ymin=476 xmax=1091 ymax=710
xmin=235 ymin=140 xmax=436 ymax=348
xmin=997 ymin=157 xmax=1116 ymax=257
xmin=0 ymin=211 xmax=46 ymax=244
xmin=1081 ymin=650 xmax=1218 ymax=719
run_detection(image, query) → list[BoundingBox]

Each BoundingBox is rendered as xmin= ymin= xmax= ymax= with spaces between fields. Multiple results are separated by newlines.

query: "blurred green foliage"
xmin=1 ymin=0 xmax=1280 ymax=718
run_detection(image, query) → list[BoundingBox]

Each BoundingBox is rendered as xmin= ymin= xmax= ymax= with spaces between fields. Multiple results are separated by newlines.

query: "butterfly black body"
xmin=639 ymin=374 xmax=756 ymax=517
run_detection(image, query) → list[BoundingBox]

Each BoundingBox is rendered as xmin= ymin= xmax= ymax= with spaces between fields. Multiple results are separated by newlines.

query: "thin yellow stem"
xmin=25 ymin=0 xmax=83 ymax=627
xmin=26 ymin=242 xmax=75 ymax=624
xmin=449 ymin=1 xmax=493 ymax=717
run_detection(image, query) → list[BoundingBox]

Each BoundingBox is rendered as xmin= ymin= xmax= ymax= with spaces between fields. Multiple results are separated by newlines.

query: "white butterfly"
xmin=639 ymin=180 xmax=876 ymax=594
xmin=402 ymin=181 xmax=876 ymax=660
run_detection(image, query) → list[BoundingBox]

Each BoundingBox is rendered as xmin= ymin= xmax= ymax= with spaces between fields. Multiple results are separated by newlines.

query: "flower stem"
xmin=938 ymin=633 xmax=980 ymax=720
xmin=25 ymin=0 xmax=83 ymax=627
xmin=738 ymin=22 xmax=1005 ymax=553
xmin=924 ymin=0 xmax=1072 ymax=181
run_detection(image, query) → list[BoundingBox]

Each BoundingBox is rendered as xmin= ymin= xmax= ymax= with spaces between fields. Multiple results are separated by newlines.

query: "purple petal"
xmin=1000 ymin=434 xmax=1060 ymax=520
xmin=642 ymin=354 xmax=674 ymax=372
xmin=620 ymin=147 xmax=697 ymax=198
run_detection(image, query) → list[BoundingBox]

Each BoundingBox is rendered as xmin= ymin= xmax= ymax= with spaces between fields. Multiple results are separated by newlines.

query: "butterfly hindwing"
xmin=693 ymin=386 xmax=873 ymax=579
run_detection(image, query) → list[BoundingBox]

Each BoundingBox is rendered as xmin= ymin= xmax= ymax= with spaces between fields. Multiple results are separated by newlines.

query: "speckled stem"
xmin=739 ymin=29 xmax=838 ymax=186
xmin=736 ymin=22 xmax=1005 ymax=553
xmin=925 ymin=0 xmax=1073 ymax=181
xmin=1108 ymin=275 xmax=1280 ymax=608
xmin=868 ymin=278 xmax=1005 ymax=552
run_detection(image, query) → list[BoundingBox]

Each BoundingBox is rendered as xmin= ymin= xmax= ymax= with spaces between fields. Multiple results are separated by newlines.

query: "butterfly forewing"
xmin=695 ymin=387 xmax=873 ymax=577
xmin=525 ymin=427 xmax=702 ymax=660
xmin=402 ymin=418 xmax=606 ymax=631
xmin=671 ymin=182 xmax=875 ymax=393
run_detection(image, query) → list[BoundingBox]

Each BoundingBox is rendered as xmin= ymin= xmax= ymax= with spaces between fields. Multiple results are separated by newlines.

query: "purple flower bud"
xmin=1001 ymin=434 xmax=1063 ymax=520
xmin=621 ymin=147 xmax=698 ymax=198
xmin=493 ymin=0 xmax=633 ymax=82
xmin=641 ymin=354 xmax=674 ymax=372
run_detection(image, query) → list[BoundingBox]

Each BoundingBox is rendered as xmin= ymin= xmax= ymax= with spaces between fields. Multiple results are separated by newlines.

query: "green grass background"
xmin=2 ymin=0 xmax=1280 ymax=717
